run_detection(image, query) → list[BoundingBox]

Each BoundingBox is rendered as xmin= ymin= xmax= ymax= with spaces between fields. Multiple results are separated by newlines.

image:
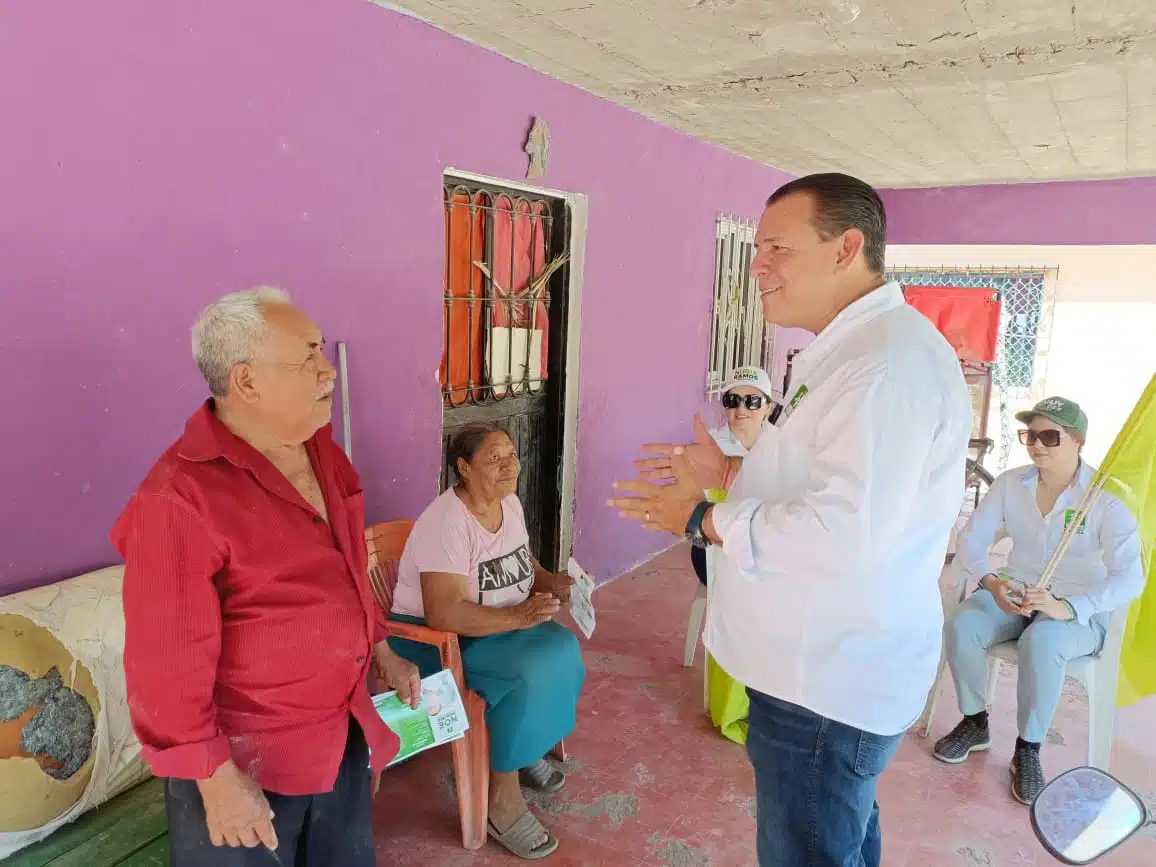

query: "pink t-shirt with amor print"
xmin=391 ymin=489 xmax=535 ymax=619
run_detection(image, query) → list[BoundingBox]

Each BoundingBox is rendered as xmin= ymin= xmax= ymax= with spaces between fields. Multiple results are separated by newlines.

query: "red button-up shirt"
xmin=111 ymin=402 xmax=399 ymax=795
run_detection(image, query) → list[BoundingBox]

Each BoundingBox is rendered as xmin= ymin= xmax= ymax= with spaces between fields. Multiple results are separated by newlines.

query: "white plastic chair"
xmin=682 ymin=547 xmax=717 ymax=716
xmin=683 ymin=581 xmax=707 ymax=668
xmin=984 ymin=607 xmax=1127 ymax=770
xmin=919 ymin=558 xmax=1129 ymax=771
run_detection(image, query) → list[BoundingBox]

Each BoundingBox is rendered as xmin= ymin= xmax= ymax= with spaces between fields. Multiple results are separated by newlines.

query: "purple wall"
xmin=882 ymin=176 xmax=1156 ymax=246
xmin=0 ymin=0 xmax=791 ymax=596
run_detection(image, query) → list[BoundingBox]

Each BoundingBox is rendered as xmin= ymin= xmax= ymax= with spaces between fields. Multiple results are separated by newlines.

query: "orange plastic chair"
xmin=365 ymin=520 xmax=565 ymax=851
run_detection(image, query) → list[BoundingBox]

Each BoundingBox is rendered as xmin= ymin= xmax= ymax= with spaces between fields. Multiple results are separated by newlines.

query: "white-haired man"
xmin=112 ymin=288 xmax=418 ymax=866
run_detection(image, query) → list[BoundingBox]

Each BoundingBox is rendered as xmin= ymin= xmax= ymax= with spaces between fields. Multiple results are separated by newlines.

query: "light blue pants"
xmin=944 ymin=589 xmax=1106 ymax=743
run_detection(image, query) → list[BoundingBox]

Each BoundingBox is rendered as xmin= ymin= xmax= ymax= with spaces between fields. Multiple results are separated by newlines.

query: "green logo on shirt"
xmin=783 ymin=384 xmax=809 ymax=419
xmin=1063 ymin=508 xmax=1088 ymax=535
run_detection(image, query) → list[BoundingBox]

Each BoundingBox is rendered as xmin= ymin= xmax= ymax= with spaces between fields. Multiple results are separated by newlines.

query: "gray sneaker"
xmin=933 ymin=717 xmax=992 ymax=764
xmin=1011 ymin=744 xmax=1045 ymax=805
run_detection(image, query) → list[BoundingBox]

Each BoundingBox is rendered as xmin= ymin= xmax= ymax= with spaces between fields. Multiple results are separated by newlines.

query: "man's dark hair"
xmin=767 ymin=173 xmax=887 ymax=275
xmin=447 ymin=421 xmax=511 ymax=481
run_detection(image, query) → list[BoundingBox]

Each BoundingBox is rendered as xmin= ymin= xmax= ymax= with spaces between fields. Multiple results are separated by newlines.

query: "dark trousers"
xmin=746 ymin=689 xmax=903 ymax=867
xmin=165 ymin=720 xmax=376 ymax=867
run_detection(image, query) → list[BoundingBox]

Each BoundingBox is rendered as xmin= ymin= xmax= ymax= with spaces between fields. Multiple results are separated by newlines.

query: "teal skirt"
xmin=388 ymin=615 xmax=585 ymax=773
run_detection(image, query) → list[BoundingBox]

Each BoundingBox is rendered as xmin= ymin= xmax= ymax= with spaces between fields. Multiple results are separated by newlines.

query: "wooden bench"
xmin=6 ymin=778 xmax=169 ymax=866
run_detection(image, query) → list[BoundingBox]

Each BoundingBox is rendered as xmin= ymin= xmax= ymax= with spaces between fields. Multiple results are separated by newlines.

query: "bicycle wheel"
xmin=947 ymin=459 xmax=995 ymax=564
xmin=964 ymin=458 xmax=994 ymax=509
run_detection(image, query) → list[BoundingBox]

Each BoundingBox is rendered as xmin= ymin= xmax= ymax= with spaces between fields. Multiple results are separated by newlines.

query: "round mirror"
xmin=1031 ymin=767 xmax=1149 ymax=864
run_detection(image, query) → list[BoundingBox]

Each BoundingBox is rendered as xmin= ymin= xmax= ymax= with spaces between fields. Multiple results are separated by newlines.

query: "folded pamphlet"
xmin=372 ymin=668 xmax=470 ymax=767
xmin=567 ymin=557 xmax=596 ymax=640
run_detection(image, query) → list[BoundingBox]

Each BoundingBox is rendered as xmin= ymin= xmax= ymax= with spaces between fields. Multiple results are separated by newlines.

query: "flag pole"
xmin=1033 ymin=379 xmax=1154 ymax=594
xmin=1035 ymin=471 xmax=1109 ymax=591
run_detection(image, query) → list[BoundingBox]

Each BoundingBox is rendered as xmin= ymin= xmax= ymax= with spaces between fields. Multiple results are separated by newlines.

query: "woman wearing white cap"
xmin=690 ymin=366 xmax=775 ymax=586
xmin=693 ymin=366 xmax=775 ymax=746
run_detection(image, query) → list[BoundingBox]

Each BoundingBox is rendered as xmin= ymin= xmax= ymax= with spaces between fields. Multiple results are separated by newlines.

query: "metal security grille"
xmin=442 ymin=184 xmax=568 ymax=407
xmin=441 ymin=179 xmax=571 ymax=564
xmin=707 ymin=216 xmax=775 ymax=396
xmin=887 ymin=267 xmax=1051 ymax=471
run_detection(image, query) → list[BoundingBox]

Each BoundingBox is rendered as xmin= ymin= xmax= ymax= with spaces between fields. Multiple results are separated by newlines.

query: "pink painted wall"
xmin=881 ymin=177 xmax=1156 ymax=246
xmin=0 ymin=0 xmax=792 ymax=595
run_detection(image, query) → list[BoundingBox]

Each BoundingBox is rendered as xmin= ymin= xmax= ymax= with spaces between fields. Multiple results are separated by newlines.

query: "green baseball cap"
xmin=1015 ymin=396 xmax=1088 ymax=438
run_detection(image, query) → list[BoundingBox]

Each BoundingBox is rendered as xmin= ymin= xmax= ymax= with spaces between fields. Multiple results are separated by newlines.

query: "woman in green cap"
xmin=931 ymin=396 xmax=1144 ymax=806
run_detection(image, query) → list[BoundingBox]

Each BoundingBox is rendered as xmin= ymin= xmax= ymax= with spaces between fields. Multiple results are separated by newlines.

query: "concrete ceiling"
xmin=382 ymin=0 xmax=1156 ymax=187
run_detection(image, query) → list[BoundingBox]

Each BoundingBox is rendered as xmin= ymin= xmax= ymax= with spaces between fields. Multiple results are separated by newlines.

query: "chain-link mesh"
xmin=887 ymin=269 xmax=1047 ymax=471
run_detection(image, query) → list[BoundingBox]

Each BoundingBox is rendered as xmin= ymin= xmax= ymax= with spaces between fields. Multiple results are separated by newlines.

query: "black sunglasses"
xmin=1018 ymin=429 xmax=1063 ymax=447
xmin=723 ymin=393 xmax=765 ymax=410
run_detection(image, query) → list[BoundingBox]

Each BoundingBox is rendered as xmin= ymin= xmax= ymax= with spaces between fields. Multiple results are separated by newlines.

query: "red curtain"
xmin=489 ymin=195 xmax=550 ymax=383
xmin=441 ymin=192 xmax=485 ymax=407
xmin=902 ymin=285 xmax=1001 ymax=363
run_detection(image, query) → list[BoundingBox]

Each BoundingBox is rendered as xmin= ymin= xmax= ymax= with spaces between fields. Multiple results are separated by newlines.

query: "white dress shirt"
xmin=958 ymin=461 xmax=1144 ymax=625
xmin=704 ymin=280 xmax=973 ymax=736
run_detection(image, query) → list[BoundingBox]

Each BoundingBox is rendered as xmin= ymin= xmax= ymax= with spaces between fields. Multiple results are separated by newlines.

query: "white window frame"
xmin=706 ymin=215 xmax=774 ymax=397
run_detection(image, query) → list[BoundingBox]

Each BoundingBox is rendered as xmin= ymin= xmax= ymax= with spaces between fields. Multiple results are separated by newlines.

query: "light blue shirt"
xmin=958 ymin=461 xmax=1144 ymax=625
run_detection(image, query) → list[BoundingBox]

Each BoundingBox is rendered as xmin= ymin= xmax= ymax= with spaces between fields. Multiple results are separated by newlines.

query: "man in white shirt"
xmin=611 ymin=173 xmax=971 ymax=866
xmin=933 ymin=398 xmax=1143 ymax=804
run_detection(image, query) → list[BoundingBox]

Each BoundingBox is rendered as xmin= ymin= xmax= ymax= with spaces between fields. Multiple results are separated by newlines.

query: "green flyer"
xmin=372 ymin=668 xmax=470 ymax=767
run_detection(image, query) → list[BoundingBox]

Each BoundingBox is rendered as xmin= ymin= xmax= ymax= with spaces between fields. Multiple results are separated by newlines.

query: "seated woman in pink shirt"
xmin=389 ymin=422 xmax=585 ymax=861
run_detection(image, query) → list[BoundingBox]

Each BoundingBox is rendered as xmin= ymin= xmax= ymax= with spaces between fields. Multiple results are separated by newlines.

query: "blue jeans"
xmin=165 ymin=719 xmax=376 ymax=867
xmin=746 ymin=689 xmax=903 ymax=867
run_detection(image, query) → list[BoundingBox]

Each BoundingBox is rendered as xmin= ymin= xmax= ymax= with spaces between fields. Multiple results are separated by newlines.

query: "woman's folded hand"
xmin=514 ymin=593 xmax=562 ymax=629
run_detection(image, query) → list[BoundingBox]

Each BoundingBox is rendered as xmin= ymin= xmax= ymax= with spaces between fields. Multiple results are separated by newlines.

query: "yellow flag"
xmin=1099 ymin=375 xmax=1156 ymax=706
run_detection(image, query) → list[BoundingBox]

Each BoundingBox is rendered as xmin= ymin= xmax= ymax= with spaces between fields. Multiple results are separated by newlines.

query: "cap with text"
xmin=722 ymin=366 xmax=773 ymax=399
xmin=1015 ymin=396 xmax=1088 ymax=438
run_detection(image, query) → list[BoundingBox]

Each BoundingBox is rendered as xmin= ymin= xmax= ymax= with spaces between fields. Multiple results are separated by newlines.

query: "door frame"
xmin=442 ymin=168 xmax=587 ymax=571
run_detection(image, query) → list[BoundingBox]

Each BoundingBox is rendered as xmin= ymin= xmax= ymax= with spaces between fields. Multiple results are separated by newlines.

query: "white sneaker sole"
xmin=1010 ymin=761 xmax=1042 ymax=805
xmin=933 ymin=741 xmax=991 ymax=764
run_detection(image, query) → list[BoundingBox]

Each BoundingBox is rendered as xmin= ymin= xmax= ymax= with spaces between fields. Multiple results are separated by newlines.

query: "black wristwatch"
xmin=685 ymin=501 xmax=713 ymax=549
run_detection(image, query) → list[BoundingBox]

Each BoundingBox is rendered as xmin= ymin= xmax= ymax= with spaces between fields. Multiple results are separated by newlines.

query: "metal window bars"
xmin=707 ymin=215 xmax=775 ymax=397
xmin=442 ymin=183 xmax=564 ymax=408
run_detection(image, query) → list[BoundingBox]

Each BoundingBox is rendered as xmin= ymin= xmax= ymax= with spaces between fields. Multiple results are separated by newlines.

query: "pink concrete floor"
xmin=371 ymin=544 xmax=1156 ymax=866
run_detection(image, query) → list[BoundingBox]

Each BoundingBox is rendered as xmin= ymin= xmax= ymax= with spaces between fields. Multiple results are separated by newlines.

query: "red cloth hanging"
xmin=441 ymin=192 xmax=486 ymax=406
xmin=489 ymin=195 xmax=550 ymax=387
xmin=902 ymin=285 xmax=1001 ymax=364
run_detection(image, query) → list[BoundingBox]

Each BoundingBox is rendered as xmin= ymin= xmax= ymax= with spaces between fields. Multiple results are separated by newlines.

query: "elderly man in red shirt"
xmin=111 ymin=287 xmax=418 ymax=866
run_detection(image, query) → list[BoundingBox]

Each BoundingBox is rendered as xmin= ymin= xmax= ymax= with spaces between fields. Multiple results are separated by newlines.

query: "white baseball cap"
xmin=721 ymin=366 xmax=773 ymax=399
